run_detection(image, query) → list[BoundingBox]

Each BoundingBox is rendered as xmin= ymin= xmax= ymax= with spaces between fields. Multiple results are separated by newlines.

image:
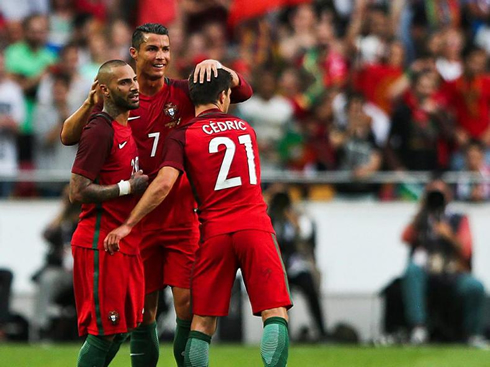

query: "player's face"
xmin=130 ymin=33 xmax=171 ymax=81
xmin=109 ymin=65 xmax=140 ymax=110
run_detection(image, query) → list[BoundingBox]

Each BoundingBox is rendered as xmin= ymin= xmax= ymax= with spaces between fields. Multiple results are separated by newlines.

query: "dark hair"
xmin=188 ymin=68 xmax=232 ymax=106
xmin=462 ymin=44 xmax=486 ymax=60
xmin=52 ymin=73 xmax=71 ymax=88
xmin=465 ymin=138 xmax=485 ymax=153
xmin=132 ymin=23 xmax=169 ymax=50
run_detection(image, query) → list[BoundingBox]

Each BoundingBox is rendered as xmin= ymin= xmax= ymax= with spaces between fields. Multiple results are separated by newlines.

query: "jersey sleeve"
xmin=160 ymin=128 xmax=186 ymax=173
xmin=230 ymin=73 xmax=253 ymax=103
xmin=72 ymin=118 xmax=113 ymax=181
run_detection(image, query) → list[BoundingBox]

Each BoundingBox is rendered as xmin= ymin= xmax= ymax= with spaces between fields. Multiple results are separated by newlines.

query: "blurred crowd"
xmin=2 ymin=0 xmax=490 ymax=200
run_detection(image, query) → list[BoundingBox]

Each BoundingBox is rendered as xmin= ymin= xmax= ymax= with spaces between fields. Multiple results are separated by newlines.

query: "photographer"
xmin=401 ymin=178 xmax=486 ymax=347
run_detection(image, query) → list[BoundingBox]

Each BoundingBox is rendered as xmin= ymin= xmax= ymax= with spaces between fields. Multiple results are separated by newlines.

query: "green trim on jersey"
xmin=271 ymin=233 xmax=291 ymax=299
xmin=92 ymin=203 xmax=104 ymax=335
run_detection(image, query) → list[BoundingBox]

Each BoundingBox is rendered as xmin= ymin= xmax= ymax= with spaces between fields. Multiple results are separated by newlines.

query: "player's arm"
xmin=60 ymin=80 xmax=101 ymax=146
xmin=193 ymin=59 xmax=252 ymax=102
xmin=103 ymin=166 xmax=180 ymax=254
xmin=69 ymin=171 xmax=148 ymax=204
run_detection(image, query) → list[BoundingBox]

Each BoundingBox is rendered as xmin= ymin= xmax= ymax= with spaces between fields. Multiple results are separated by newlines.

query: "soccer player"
xmin=69 ymin=60 xmax=149 ymax=367
xmin=104 ymin=69 xmax=292 ymax=367
xmin=61 ymin=23 xmax=252 ymax=367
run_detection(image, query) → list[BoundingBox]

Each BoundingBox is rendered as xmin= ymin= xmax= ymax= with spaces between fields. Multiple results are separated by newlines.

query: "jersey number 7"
xmin=209 ymin=134 xmax=257 ymax=191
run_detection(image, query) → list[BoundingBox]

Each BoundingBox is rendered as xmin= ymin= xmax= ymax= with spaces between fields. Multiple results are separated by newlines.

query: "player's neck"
xmin=195 ymin=104 xmax=222 ymax=116
xmin=103 ymin=104 xmax=130 ymax=126
xmin=137 ymin=72 xmax=165 ymax=97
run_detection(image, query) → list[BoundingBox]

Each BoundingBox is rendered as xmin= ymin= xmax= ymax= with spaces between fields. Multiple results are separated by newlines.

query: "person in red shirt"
xmin=442 ymin=47 xmax=490 ymax=147
xmin=61 ymin=23 xmax=252 ymax=367
xmin=69 ymin=60 xmax=149 ymax=367
xmin=105 ymin=69 xmax=292 ymax=367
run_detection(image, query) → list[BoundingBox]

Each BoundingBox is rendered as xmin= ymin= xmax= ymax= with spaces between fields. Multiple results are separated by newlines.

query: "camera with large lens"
xmin=425 ymin=189 xmax=446 ymax=213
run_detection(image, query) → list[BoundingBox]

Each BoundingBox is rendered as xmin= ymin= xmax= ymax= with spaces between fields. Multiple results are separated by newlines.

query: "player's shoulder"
xmin=165 ymin=77 xmax=189 ymax=93
xmin=83 ymin=112 xmax=114 ymax=137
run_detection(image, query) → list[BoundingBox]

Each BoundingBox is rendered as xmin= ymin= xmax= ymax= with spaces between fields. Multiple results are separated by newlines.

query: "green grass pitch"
xmin=1 ymin=343 xmax=489 ymax=366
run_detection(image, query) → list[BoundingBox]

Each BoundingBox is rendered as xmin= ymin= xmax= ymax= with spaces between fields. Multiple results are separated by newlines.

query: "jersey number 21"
xmin=209 ymin=134 xmax=257 ymax=191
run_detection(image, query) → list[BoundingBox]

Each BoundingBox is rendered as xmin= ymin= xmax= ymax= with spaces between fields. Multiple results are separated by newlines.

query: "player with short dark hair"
xmin=61 ymin=23 xmax=252 ymax=367
xmin=69 ymin=60 xmax=149 ymax=367
xmin=104 ymin=68 xmax=292 ymax=367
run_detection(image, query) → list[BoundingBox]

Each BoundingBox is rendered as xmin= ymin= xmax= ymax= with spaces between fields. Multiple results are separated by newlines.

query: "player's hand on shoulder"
xmin=129 ymin=170 xmax=149 ymax=194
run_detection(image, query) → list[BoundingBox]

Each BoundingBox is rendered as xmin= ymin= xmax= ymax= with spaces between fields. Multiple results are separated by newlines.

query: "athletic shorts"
xmin=72 ymin=246 xmax=145 ymax=336
xmin=191 ymin=230 xmax=292 ymax=317
xmin=140 ymin=226 xmax=199 ymax=294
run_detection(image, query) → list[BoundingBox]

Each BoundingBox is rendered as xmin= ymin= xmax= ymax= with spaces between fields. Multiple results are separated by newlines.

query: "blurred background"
xmin=2 ymin=0 xmax=490 ymax=350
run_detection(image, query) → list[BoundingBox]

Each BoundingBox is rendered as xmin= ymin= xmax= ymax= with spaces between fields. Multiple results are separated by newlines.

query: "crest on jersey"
xmin=164 ymin=103 xmax=181 ymax=128
xmin=108 ymin=311 xmax=119 ymax=325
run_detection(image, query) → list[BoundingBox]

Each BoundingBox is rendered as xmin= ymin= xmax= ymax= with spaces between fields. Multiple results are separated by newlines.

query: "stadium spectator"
xmin=435 ymin=27 xmax=464 ymax=82
xmin=237 ymin=68 xmax=293 ymax=170
xmin=34 ymin=74 xmax=77 ymax=196
xmin=108 ymin=19 xmax=132 ymax=63
xmin=4 ymin=13 xmax=56 ymax=165
xmin=47 ymin=0 xmax=75 ymax=52
xmin=385 ymin=70 xmax=452 ymax=172
xmin=36 ymin=42 xmax=92 ymax=109
xmin=0 ymin=50 xmax=26 ymax=198
xmin=80 ymin=32 xmax=115 ymax=81
xmin=401 ymin=178 xmax=486 ymax=347
xmin=442 ymin=46 xmax=490 ymax=168
xmin=456 ymin=140 xmax=490 ymax=202
xmin=330 ymin=93 xmax=382 ymax=197
xmin=353 ymin=40 xmax=405 ymax=116
xmin=279 ymin=3 xmax=318 ymax=62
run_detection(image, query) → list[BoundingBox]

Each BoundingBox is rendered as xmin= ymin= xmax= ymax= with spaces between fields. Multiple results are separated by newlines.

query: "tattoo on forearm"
xmin=70 ymin=174 xmax=119 ymax=203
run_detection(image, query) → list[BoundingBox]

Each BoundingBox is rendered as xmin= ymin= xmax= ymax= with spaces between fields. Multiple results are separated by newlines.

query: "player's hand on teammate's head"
xmin=86 ymin=79 xmax=102 ymax=106
xmin=194 ymin=59 xmax=222 ymax=84
xmin=103 ymin=224 xmax=132 ymax=255
xmin=129 ymin=170 xmax=149 ymax=194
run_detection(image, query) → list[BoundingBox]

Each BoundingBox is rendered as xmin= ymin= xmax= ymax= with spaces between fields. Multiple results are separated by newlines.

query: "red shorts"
xmin=72 ymin=246 xmax=145 ymax=336
xmin=191 ymin=230 xmax=292 ymax=316
xmin=141 ymin=226 xmax=199 ymax=294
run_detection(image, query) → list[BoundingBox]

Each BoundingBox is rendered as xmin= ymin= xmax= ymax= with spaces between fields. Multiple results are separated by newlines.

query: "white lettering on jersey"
xmin=202 ymin=120 xmax=247 ymax=135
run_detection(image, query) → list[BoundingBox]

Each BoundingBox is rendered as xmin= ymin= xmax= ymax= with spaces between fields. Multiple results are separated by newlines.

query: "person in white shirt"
xmin=0 ymin=51 xmax=26 ymax=197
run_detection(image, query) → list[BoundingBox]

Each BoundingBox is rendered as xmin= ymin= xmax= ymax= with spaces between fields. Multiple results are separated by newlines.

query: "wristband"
xmin=118 ymin=180 xmax=131 ymax=196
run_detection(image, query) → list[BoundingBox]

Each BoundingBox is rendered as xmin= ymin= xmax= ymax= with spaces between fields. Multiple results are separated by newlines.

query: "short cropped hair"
xmin=132 ymin=23 xmax=169 ymax=50
xmin=188 ymin=69 xmax=232 ymax=106
xmin=97 ymin=59 xmax=129 ymax=84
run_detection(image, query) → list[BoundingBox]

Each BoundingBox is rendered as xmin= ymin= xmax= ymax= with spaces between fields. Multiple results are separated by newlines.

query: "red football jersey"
xmin=126 ymin=76 xmax=253 ymax=231
xmin=160 ymin=109 xmax=274 ymax=240
xmin=71 ymin=113 xmax=141 ymax=255
xmin=128 ymin=78 xmax=196 ymax=230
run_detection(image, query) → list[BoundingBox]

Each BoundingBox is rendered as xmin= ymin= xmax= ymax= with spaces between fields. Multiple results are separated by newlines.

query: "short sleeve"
xmin=159 ymin=128 xmax=186 ymax=173
xmin=72 ymin=118 xmax=113 ymax=181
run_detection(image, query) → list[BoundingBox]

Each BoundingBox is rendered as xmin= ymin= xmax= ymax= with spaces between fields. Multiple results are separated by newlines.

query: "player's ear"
xmin=129 ymin=47 xmax=138 ymax=61
xmin=99 ymin=83 xmax=110 ymax=97
xmin=218 ymin=89 xmax=226 ymax=105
